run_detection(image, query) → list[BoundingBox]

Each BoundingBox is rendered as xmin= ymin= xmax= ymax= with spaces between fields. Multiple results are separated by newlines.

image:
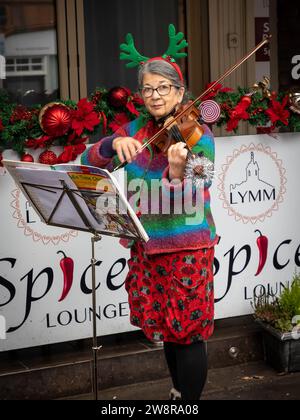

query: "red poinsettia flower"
xmin=265 ymin=95 xmax=290 ymax=128
xmin=226 ymin=97 xmax=251 ymax=132
xmin=125 ymin=91 xmax=144 ymax=117
xmin=203 ymin=82 xmax=233 ymax=101
xmin=126 ymin=101 xmax=140 ymax=117
xmin=57 ymin=143 xmax=87 ymax=164
xmin=0 ymin=119 xmax=4 ymax=132
xmin=72 ymin=98 xmax=100 ymax=136
xmin=67 ymin=131 xmax=88 ymax=145
xmin=132 ymin=93 xmax=144 ymax=106
xmin=57 ymin=132 xmax=87 ymax=163
xmin=25 ymin=135 xmax=54 ymax=149
xmin=226 ymin=118 xmax=239 ymax=132
xmin=109 ymin=113 xmax=131 ymax=132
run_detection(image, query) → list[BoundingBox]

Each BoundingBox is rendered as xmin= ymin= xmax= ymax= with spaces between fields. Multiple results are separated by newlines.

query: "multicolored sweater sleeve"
xmin=81 ymin=117 xmax=218 ymax=254
xmin=81 ymin=123 xmax=130 ymax=170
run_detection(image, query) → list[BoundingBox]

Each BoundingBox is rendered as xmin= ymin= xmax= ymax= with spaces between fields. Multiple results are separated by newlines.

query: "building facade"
xmin=0 ymin=0 xmax=298 ymax=134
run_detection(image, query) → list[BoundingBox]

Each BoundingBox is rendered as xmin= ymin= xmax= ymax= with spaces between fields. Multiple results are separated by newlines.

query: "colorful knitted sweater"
xmin=81 ymin=115 xmax=218 ymax=255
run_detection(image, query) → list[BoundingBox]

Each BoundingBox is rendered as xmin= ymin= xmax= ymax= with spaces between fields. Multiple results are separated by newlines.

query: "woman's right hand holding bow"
xmin=112 ymin=137 xmax=142 ymax=164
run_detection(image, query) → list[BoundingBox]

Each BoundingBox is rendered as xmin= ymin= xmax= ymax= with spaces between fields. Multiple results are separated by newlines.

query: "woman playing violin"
xmin=81 ymin=27 xmax=219 ymax=401
xmin=113 ymin=66 xmax=191 ymax=182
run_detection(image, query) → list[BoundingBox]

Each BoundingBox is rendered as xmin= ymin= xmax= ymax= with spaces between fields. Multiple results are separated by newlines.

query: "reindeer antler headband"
xmin=120 ymin=24 xmax=188 ymax=82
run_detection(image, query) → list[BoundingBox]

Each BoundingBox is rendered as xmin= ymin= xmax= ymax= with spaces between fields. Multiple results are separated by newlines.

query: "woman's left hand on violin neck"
xmin=168 ymin=142 xmax=188 ymax=182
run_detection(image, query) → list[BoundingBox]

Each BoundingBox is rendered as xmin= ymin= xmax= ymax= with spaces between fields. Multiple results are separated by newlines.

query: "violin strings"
xmin=170 ymin=125 xmax=185 ymax=144
xmin=169 ymin=125 xmax=194 ymax=158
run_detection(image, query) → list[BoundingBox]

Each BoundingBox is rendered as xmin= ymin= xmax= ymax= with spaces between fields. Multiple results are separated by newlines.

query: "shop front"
xmin=1 ymin=0 xmax=300 ymax=352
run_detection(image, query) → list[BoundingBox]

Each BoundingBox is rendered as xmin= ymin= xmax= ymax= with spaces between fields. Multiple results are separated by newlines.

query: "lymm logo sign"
xmin=0 ymin=315 xmax=6 ymax=340
xmin=218 ymin=144 xmax=287 ymax=224
xmin=0 ymin=55 xmax=6 ymax=80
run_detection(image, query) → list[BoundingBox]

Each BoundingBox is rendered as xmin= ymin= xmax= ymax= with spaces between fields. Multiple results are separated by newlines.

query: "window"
xmin=0 ymin=0 xmax=59 ymax=106
xmin=83 ymin=0 xmax=179 ymax=93
xmin=6 ymin=57 xmax=45 ymax=74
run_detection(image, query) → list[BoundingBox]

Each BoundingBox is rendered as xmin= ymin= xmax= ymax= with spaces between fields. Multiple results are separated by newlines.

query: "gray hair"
xmin=138 ymin=60 xmax=184 ymax=88
xmin=138 ymin=60 xmax=190 ymax=103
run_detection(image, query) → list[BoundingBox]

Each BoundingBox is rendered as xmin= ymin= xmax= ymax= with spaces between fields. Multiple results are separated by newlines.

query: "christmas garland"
xmin=1 ymin=82 xmax=300 ymax=166
xmin=0 ymin=87 xmax=147 ymax=165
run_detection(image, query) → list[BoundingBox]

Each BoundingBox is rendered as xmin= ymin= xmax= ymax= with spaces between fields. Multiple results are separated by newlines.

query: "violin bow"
xmin=113 ymin=35 xmax=271 ymax=171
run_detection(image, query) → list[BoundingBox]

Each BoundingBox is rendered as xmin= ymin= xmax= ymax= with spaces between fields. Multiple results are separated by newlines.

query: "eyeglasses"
xmin=140 ymin=84 xmax=180 ymax=98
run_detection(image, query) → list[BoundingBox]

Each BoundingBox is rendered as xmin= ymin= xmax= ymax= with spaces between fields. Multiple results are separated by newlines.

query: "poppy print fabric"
xmin=125 ymin=243 xmax=215 ymax=344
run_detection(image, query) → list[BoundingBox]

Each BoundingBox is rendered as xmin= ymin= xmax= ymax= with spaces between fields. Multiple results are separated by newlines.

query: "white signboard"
xmin=5 ymin=30 xmax=57 ymax=57
xmin=0 ymin=133 xmax=300 ymax=351
xmin=213 ymin=133 xmax=299 ymax=319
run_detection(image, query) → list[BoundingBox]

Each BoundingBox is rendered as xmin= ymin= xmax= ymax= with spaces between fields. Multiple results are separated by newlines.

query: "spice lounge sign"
xmin=0 ymin=133 xmax=299 ymax=351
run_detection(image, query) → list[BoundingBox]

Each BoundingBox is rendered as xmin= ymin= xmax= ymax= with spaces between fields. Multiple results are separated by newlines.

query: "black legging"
xmin=164 ymin=341 xmax=208 ymax=400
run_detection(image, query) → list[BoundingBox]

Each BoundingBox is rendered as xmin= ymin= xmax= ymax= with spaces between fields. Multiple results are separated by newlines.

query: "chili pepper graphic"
xmin=255 ymin=230 xmax=268 ymax=276
xmin=57 ymin=251 xmax=74 ymax=302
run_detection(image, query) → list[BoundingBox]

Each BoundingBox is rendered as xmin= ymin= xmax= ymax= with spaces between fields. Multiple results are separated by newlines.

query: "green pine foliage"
xmin=253 ymin=272 xmax=300 ymax=333
xmin=1 ymin=84 xmax=300 ymax=159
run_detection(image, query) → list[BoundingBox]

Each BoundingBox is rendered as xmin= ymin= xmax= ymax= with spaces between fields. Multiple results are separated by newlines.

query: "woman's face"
xmin=141 ymin=73 xmax=185 ymax=121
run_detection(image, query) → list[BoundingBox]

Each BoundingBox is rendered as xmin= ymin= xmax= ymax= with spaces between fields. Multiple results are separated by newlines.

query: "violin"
xmin=152 ymin=102 xmax=204 ymax=155
xmin=113 ymin=36 xmax=271 ymax=171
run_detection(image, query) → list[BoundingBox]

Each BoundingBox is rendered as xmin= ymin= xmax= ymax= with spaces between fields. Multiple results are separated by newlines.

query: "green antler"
xmin=163 ymin=24 xmax=188 ymax=61
xmin=120 ymin=33 xmax=149 ymax=68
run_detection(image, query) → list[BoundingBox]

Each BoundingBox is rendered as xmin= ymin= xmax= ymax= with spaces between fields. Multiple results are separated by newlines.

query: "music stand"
xmin=3 ymin=161 xmax=148 ymax=401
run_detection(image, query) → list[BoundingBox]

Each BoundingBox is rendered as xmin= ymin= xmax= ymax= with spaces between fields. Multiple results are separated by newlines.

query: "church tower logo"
xmin=218 ymin=144 xmax=287 ymax=224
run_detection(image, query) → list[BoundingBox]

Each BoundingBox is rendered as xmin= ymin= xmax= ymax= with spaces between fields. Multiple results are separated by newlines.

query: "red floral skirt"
xmin=125 ymin=242 xmax=215 ymax=345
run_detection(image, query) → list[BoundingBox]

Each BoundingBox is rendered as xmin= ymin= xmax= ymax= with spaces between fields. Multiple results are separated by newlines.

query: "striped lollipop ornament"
xmin=199 ymin=100 xmax=221 ymax=124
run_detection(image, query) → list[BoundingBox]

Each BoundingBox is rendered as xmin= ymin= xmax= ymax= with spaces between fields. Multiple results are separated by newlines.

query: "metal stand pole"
xmin=91 ymin=233 xmax=102 ymax=401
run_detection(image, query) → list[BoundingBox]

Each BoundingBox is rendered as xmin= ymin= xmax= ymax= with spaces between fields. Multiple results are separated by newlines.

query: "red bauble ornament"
xmin=39 ymin=102 xmax=72 ymax=137
xmin=21 ymin=154 xmax=34 ymax=163
xmin=39 ymin=150 xmax=58 ymax=165
xmin=108 ymin=87 xmax=130 ymax=108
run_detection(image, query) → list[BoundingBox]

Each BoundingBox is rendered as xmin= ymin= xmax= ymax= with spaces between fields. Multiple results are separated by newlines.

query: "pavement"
xmin=62 ymin=361 xmax=300 ymax=401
